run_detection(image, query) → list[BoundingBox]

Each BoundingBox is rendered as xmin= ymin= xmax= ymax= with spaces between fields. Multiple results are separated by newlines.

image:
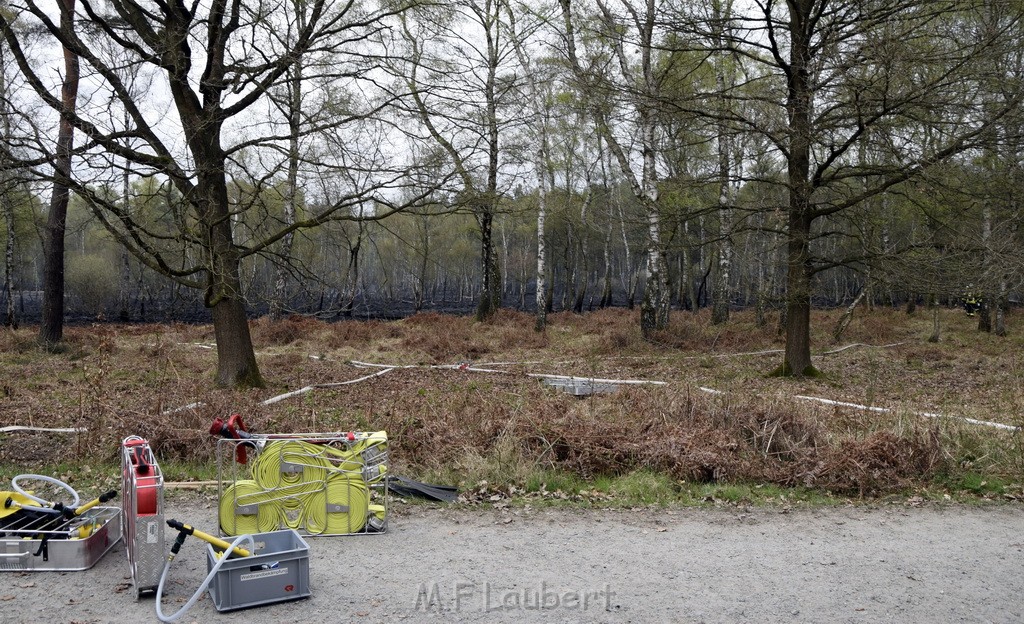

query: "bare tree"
xmin=0 ymin=8 xmax=18 ymax=328
xmin=709 ymin=0 xmax=1024 ymax=376
xmin=396 ymin=0 xmax=523 ymax=322
xmin=707 ymin=0 xmax=739 ymax=325
xmin=267 ymin=0 xmax=309 ymax=320
xmin=502 ymin=0 xmax=554 ymax=331
xmin=1 ymin=0 xmax=431 ymax=386
xmin=33 ymin=0 xmax=79 ymax=347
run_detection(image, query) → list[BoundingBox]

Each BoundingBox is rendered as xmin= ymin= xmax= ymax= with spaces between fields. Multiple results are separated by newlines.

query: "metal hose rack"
xmin=121 ymin=436 xmax=165 ymax=597
xmin=216 ymin=431 xmax=389 ymax=537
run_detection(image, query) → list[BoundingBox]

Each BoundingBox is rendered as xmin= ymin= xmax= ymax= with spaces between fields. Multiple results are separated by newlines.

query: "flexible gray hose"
xmin=155 ymin=533 xmax=255 ymax=623
xmin=11 ymin=473 xmax=80 ymax=514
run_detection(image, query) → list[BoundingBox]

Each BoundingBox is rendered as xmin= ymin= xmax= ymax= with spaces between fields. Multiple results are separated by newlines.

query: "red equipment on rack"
xmin=121 ymin=436 xmax=165 ymax=599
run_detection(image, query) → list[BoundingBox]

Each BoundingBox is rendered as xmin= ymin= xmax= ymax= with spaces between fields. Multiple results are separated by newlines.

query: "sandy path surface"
xmin=2 ymin=499 xmax=1022 ymax=623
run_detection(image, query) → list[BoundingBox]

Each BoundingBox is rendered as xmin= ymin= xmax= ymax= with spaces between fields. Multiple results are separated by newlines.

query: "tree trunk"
xmin=39 ymin=0 xmax=79 ymax=348
xmin=599 ymin=225 xmax=612 ymax=308
xmin=192 ymin=127 xmax=264 ymax=387
xmin=572 ymin=187 xmax=592 ymax=314
xmin=2 ymin=193 xmax=14 ymax=328
xmin=417 ymin=214 xmax=430 ymax=313
xmin=475 ymin=204 xmax=501 ymax=321
xmin=638 ymin=199 xmax=668 ymax=336
xmin=474 ymin=6 xmax=502 ymax=323
xmin=711 ymin=227 xmax=733 ymax=324
xmin=617 ymin=186 xmax=636 ymax=310
xmin=211 ymin=295 xmax=262 ymax=388
xmin=0 ymin=36 xmax=16 ymax=329
xmin=927 ymin=294 xmax=941 ymax=343
xmin=832 ymin=284 xmax=866 ymax=344
xmin=117 ymin=212 xmax=132 ymax=321
xmin=206 ymin=228 xmax=264 ymax=386
xmin=535 ymin=182 xmax=548 ymax=330
xmin=977 ymin=300 xmax=992 ymax=333
xmin=779 ymin=0 xmax=817 ymax=377
xmin=272 ymin=54 xmax=303 ymax=320
xmin=117 ymin=117 xmax=132 ymax=322
xmin=782 ymin=211 xmax=815 ymax=375
xmin=711 ymin=4 xmax=734 ymax=325
xmin=977 ymin=203 xmax=993 ymax=333
xmin=342 ymin=224 xmax=364 ymax=316
xmin=640 ymin=242 xmax=669 ymax=338
xmin=687 ymin=218 xmax=701 ymax=312
xmin=994 ymin=282 xmax=1007 ymax=337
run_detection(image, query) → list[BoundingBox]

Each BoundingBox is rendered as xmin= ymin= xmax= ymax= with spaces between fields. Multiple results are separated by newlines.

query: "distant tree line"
xmin=2 ymin=0 xmax=1022 ymax=386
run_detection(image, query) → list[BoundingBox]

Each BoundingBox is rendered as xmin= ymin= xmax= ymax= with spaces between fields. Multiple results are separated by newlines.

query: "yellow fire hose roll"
xmin=317 ymin=445 xmax=364 ymax=475
xmin=220 ymin=435 xmax=389 ymax=536
xmin=366 ymin=503 xmax=386 ymax=532
xmin=302 ymin=475 xmax=369 ymax=535
xmin=252 ymin=441 xmax=331 ymax=490
xmin=320 ymin=431 xmax=389 ymax=482
xmin=219 ymin=480 xmax=284 ymax=536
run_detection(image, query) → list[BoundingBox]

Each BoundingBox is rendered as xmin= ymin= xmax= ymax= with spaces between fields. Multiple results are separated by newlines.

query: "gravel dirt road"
xmin=3 ymin=496 xmax=1022 ymax=623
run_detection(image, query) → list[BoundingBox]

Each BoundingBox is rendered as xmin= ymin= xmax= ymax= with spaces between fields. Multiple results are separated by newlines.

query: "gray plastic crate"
xmin=205 ymin=529 xmax=311 ymax=612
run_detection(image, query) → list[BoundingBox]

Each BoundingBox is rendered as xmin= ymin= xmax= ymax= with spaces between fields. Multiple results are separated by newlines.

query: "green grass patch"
xmin=523 ymin=469 xmax=585 ymax=495
xmin=159 ymin=460 xmax=219 ymax=483
xmin=0 ymin=461 xmax=121 ymax=499
xmin=606 ymin=471 xmax=678 ymax=506
xmin=938 ymin=472 xmax=1008 ymax=495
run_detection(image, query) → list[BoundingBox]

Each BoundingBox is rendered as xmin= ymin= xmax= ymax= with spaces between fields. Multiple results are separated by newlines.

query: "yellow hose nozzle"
xmin=166 ymin=519 xmax=251 ymax=557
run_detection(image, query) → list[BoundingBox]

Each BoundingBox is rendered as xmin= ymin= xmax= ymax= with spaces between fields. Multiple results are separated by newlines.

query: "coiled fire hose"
xmin=219 ymin=480 xmax=284 ymax=534
xmin=302 ymin=474 xmax=369 ymax=534
xmin=218 ymin=437 xmax=387 ymax=535
xmin=155 ymin=519 xmax=254 ymax=623
xmin=250 ymin=441 xmax=330 ymax=529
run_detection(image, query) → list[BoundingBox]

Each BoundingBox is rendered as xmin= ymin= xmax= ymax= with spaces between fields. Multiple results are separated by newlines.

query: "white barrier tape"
xmin=793 ymin=395 xmax=890 ymax=413
xmin=0 ymin=425 xmax=88 ymax=433
xmin=700 ymin=386 xmax=1019 ymax=432
xmin=160 ymin=402 xmax=206 ymax=416
xmin=529 ymin=373 xmax=668 ymax=386
xmin=262 ymin=367 xmax=397 ymax=404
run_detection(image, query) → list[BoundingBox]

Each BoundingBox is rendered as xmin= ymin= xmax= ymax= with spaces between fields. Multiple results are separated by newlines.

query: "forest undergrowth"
xmin=1 ymin=306 xmax=1021 ymax=506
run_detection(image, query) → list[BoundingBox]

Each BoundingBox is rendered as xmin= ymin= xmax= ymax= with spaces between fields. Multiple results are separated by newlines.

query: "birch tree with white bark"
xmin=559 ymin=0 xmax=673 ymax=337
